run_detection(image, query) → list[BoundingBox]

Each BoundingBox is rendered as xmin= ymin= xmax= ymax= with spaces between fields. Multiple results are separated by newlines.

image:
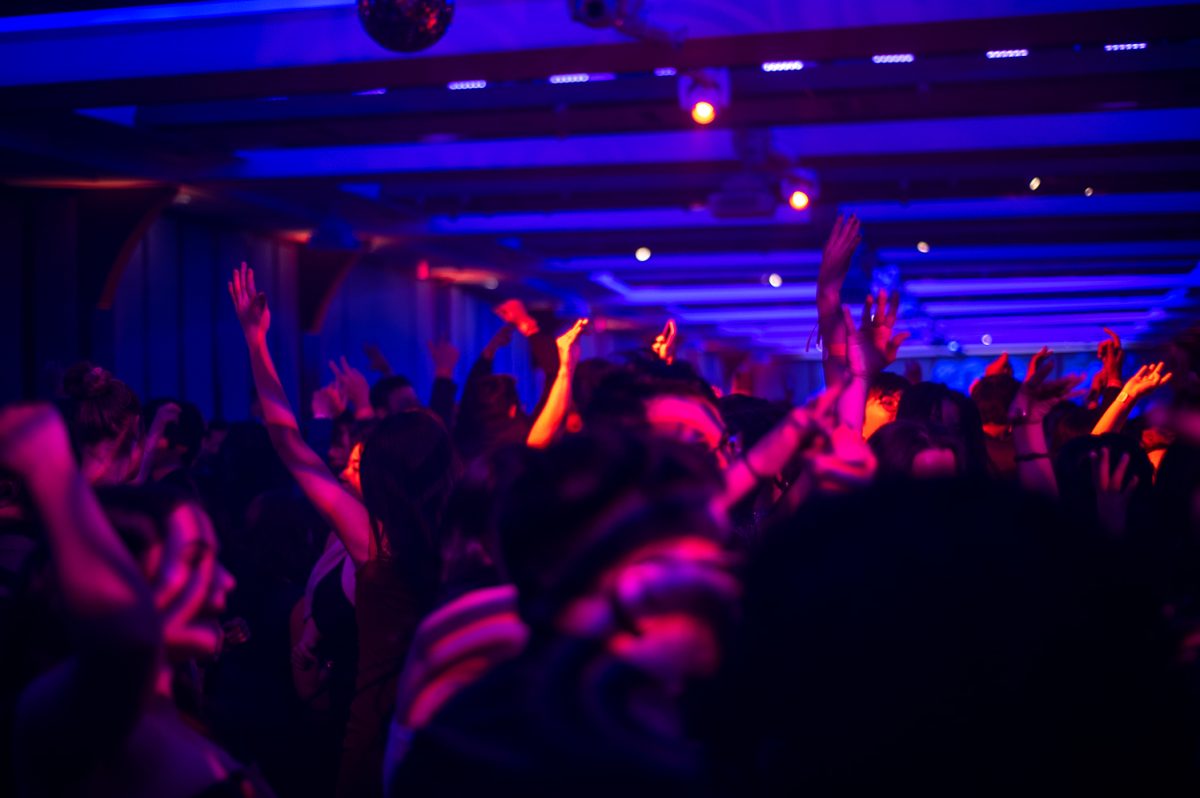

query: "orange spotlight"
xmin=691 ymin=101 xmax=716 ymax=125
xmin=788 ymin=190 xmax=810 ymax=211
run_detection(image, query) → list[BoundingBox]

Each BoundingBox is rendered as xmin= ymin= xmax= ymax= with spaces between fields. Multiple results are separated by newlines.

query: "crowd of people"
xmin=2 ymin=217 xmax=1199 ymax=796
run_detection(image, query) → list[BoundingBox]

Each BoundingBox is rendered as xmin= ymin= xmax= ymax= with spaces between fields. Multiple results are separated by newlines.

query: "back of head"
xmin=971 ymin=374 xmax=1020 ymax=427
xmin=455 ymin=374 xmax=526 ymax=461
xmin=498 ymin=431 xmax=723 ymax=631
xmin=59 ymin=362 xmax=141 ymax=452
xmin=868 ymin=419 xmax=938 ymax=479
xmin=370 ymin=374 xmax=416 ymax=416
xmin=361 ymin=409 xmax=459 ymax=599
xmin=869 ymin=371 xmax=910 ymax=402
xmin=721 ymin=478 xmax=1193 ymax=794
xmin=897 ymin=382 xmax=988 ymax=476
xmin=143 ymin=398 xmax=205 ymax=465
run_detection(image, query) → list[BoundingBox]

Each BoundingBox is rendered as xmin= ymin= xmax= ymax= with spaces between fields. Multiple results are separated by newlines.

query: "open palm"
xmin=228 ymin=262 xmax=270 ymax=341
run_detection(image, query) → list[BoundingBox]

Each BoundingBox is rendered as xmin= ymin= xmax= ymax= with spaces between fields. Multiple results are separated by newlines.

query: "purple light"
xmin=654 ymin=67 xmax=677 ymax=77
xmin=353 ymin=87 xmax=388 ymax=96
xmin=906 ymin=272 xmax=1200 ymax=297
xmin=549 ymin=73 xmax=591 ymax=84
xmin=872 ymin=53 xmax=914 ymax=64
xmin=1105 ymin=42 xmax=1147 ymax=51
xmin=986 ymin=48 xmax=1028 ymax=59
xmin=447 ymin=79 xmax=487 ymax=90
xmin=761 ymin=60 xmax=804 ymax=72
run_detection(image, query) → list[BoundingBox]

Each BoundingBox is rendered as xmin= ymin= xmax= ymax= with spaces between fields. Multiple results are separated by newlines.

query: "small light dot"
xmin=981 ymin=333 xmax=993 ymax=346
xmin=767 ymin=273 xmax=783 ymax=288
xmin=635 ymin=247 xmax=652 ymax=262
xmin=787 ymin=190 xmax=810 ymax=211
xmin=917 ymin=241 xmax=930 ymax=253
xmin=1084 ymin=186 xmax=1094 ymax=197
xmin=1029 ymin=176 xmax=1041 ymax=191
xmin=947 ymin=340 xmax=961 ymax=353
xmin=691 ymin=101 xmax=716 ymax=125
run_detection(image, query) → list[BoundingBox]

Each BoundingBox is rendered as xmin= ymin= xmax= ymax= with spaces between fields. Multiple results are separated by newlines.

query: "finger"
xmin=861 ymin=295 xmax=874 ymax=328
xmin=328 ymin=360 xmax=343 ymax=380
xmin=1160 ymin=372 xmax=1174 ymax=386
xmin=1112 ymin=451 xmax=1130 ymax=487
xmin=239 ymin=262 xmax=249 ymax=296
xmin=232 ymin=268 xmax=242 ymax=300
xmin=876 ymin=290 xmax=889 ymax=325
xmin=887 ymin=289 xmax=900 ymax=326
xmin=1104 ymin=327 xmax=1120 ymax=347
xmin=246 ymin=265 xmax=257 ymax=298
xmin=340 ymin=355 xmax=352 ymax=375
xmin=1122 ymin=474 xmax=1140 ymax=498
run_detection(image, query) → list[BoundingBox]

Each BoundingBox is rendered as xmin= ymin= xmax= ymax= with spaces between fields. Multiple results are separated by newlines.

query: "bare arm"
xmin=528 ymin=319 xmax=588 ymax=448
xmin=229 ymin=264 xmax=370 ymax=566
xmin=817 ymin=215 xmax=861 ymax=387
xmin=837 ymin=292 xmax=909 ymax=437
xmin=5 ymin=405 xmax=160 ymax=784
xmin=1092 ymin=362 xmax=1172 ymax=436
xmin=1009 ymin=348 xmax=1083 ymax=497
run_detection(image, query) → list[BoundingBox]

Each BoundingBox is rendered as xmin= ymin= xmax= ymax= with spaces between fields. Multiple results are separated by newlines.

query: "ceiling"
xmin=1 ymin=0 xmax=1198 ymax=357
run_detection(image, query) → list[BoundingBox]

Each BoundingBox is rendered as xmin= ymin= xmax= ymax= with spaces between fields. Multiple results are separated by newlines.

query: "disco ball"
xmin=358 ymin=0 xmax=455 ymax=53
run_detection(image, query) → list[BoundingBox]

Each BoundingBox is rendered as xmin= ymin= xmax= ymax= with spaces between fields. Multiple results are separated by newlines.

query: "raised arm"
xmin=1092 ymin=361 xmax=1172 ymax=436
xmin=1008 ymin=347 xmax=1084 ymax=497
xmin=839 ymin=291 xmax=909 ymax=437
xmin=228 ymin=264 xmax=370 ymax=566
xmin=817 ymin=215 xmax=861 ymax=386
xmin=4 ymin=404 xmax=159 ymax=778
xmin=527 ymin=318 xmax=588 ymax=448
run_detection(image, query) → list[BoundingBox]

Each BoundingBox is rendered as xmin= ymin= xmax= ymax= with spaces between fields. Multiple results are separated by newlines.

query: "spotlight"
xmin=447 ymin=80 xmax=487 ymax=90
xmin=1029 ymin=176 xmax=1041 ymax=191
xmin=691 ymin=101 xmax=716 ymax=125
xmin=781 ymin=168 xmax=819 ymax=212
xmin=635 ymin=246 xmax=652 ymax=262
xmin=917 ymin=241 xmax=931 ymax=253
xmin=872 ymin=53 xmax=915 ymax=64
xmin=981 ymin=333 xmax=993 ymax=346
xmin=679 ymin=68 xmax=729 ymax=127
xmin=1104 ymin=42 xmax=1147 ymax=51
xmin=947 ymin=340 xmax=961 ymax=353
xmin=1084 ymin=186 xmax=1094 ymax=197
xmin=767 ymin=273 xmax=784 ymax=288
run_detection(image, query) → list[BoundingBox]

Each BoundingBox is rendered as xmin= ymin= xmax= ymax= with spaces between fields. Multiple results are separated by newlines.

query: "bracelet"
xmin=1116 ymin=391 xmax=1131 ymax=404
xmin=1014 ymin=452 xmax=1049 ymax=462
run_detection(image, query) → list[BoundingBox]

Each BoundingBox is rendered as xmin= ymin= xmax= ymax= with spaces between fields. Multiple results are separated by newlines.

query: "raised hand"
xmin=1122 ymin=361 xmax=1173 ymax=401
xmin=146 ymin=402 xmax=181 ymax=443
xmin=556 ymin=318 xmax=590 ymax=372
xmin=983 ymin=352 xmax=1013 ymax=378
xmin=311 ymin=381 xmax=347 ymax=420
xmin=427 ymin=340 xmax=461 ymax=379
xmin=329 ymin=356 xmax=372 ymax=418
xmin=363 ymin=343 xmax=394 ymax=377
xmin=819 ymin=215 xmax=861 ymax=294
xmin=842 ymin=290 xmax=910 ymax=376
xmin=228 ymin=262 xmax=270 ymax=342
xmin=1011 ymin=347 xmax=1085 ymax=424
xmin=651 ymin=319 xmax=678 ymax=365
xmin=483 ymin=324 xmax=516 ymax=359
xmin=1091 ymin=447 xmax=1139 ymax=537
xmin=1098 ymin=327 xmax=1125 ymax=386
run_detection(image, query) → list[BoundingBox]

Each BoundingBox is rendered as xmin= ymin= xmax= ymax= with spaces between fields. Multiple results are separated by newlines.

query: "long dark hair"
xmin=59 ymin=362 xmax=141 ymax=455
xmin=360 ymin=409 xmax=459 ymax=602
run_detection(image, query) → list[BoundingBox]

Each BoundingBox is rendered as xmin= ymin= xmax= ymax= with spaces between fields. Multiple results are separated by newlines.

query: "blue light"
xmin=872 ymin=53 xmax=914 ymax=64
xmin=654 ymin=67 xmax=677 ymax=77
xmin=986 ymin=48 xmax=1029 ymax=59
xmin=447 ymin=80 xmax=487 ymax=90
xmin=948 ymin=341 xmax=962 ymax=353
xmin=1105 ymin=42 xmax=1147 ymax=51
